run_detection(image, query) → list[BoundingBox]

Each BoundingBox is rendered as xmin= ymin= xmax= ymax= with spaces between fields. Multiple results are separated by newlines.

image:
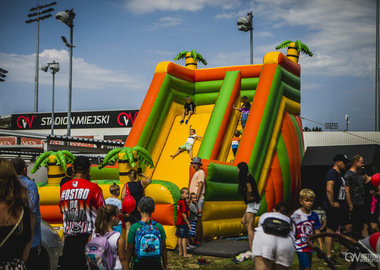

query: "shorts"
xmin=189 ymin=221 xmax=197 ymax=237
xmin=185 ymin=109 xmax=194 ymax=115
xmin=325 ymin=207 xmax=350 ymax=231
xmin=252 ymin=230 xmax=295 ymax=267
xmin=179 ymin=143 xmax=193 ymax=151
xmin=176 ymin=224 xmax=189 ymax=238
xmin=62 ymin=233 xmax=91 ymax=270
xmin=297 ymin=252 xmax=313 ymax=269
xmin=246 ymin=202 xmax=260 ymax=214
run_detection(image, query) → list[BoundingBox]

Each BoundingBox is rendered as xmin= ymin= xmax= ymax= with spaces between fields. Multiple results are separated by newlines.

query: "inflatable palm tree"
xmin=275 ymin=40 xmax=313 ymax=63
xmin=174 ymin=50 xmax=207 ymax=70
xmin=100 ymin=146 xmax=154 ymax=183
xmin=31 ymin=150 xmax=75 ymax=185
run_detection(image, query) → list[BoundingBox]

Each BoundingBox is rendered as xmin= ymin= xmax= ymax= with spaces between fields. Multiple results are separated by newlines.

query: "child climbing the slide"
xmin=233 ymin=100 xmax=251 ymax=129
xmin=180 ymin=96 xmax=196 ymax=124
xmin=171 ymin=125 xmax=202 ymax=160
xmin=231 ymin=130 xmax=241 ymax=157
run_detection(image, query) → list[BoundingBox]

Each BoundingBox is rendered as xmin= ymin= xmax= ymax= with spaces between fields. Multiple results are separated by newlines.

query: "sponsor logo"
xmin=345 ymin=252 xmax=380 ymax=263
xmin=16 ymin=115 xmax=36 ymax=129
xmin=117 ymin=111 xmax=138 ymax=127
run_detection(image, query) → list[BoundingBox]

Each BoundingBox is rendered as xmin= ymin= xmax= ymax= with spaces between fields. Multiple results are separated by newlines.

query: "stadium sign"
xmin=11 ymin=110 xmax=139 ymax=130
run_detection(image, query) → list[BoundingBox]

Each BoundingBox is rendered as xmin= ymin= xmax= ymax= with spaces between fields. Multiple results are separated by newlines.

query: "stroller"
xmin=307 ymin=232 xmax=380 ymax=270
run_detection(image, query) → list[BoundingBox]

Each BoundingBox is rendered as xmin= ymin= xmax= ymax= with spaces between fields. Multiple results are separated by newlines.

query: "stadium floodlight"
xmin=41 ymin=61 xmax=59 ymax=135
xmin=237 ymin=11 xmax=254 ymax=64
xmin=26 ymin=1 xmax=57 ymax=112
xmin=56 ymin=8 xmax=75 ymax=136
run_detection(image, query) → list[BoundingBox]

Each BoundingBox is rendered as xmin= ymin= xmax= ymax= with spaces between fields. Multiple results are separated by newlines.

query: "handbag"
xmin=0 ymin=207 xmax=24 ymax=248
xmin=262 ymin=216 xmax=292 ymax=237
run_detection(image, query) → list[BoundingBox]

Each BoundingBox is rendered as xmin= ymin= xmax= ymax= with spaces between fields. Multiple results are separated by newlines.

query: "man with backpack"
xmin=126 ymin=196 xmax=167 ymax=270
xmin=60 ymin=156 xmax=105 ymax=269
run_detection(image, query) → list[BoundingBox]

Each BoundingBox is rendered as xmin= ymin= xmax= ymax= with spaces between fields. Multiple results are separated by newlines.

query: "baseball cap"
xmin=333 ymin=154 xmax=350 ymax=164
xmin=191 ymin=157 xmax=202 ymax=165
xmin=185 ymin=96 xmax=191 ymax=100
xmin=73 ymin=156 xmax=91 ymax=171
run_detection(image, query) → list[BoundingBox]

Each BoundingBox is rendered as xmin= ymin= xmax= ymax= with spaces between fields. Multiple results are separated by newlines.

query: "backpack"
xmin=262 ymin=217 xmax=293 ymax=237
xmin=135 ymin=219 xmax=162 ymax=259
xmin=85 ymin=231 xmax=117 ymax=270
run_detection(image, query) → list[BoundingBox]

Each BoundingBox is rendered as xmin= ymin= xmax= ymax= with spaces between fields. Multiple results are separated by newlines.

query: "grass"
xmin=166 ymin=243 xmax=351 ymax=269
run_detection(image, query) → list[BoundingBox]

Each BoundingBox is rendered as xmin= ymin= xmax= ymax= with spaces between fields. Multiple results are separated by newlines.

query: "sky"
xmin=0 ymin=0 xmax=377 ymax=131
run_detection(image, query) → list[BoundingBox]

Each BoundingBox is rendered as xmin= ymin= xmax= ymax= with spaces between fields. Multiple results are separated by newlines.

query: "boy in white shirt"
xmin=171 ymin=125 xmax=202 ymax=160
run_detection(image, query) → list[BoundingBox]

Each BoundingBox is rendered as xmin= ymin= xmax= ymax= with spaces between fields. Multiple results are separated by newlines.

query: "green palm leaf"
xmin=300 ymin=42 xmax=313 ymax=57
xmin=275 ymin=40 xmax=292 ymax=50
xmin=295 ymin=40 xmax=302 ymax=52
xmin=174 ymin=51 xmax=188 ymax=61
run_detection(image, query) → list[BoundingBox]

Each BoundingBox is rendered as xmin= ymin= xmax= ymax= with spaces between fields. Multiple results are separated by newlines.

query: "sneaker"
xmin=188 ymin=244 xmax=197 ymax=249
xmin=180 ymin=120 xmax=184 ymax=124
xmin=185 ymin=120 xmax=188 ymax=124
xmin=325 ymin=256 xmax=341 ymax=266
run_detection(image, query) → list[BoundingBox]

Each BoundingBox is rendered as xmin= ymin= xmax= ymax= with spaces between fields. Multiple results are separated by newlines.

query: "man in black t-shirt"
xmin=324 ymin=154 xmax=351 ymax=261
xmin=345 ymin=155 xmax=367 ymax=237
xmin=180 ymin=96 xmax=196 ymax=125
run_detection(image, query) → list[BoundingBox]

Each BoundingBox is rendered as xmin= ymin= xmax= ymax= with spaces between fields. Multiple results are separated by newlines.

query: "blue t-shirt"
xmin=19 ymin=175 xmax=41 ymax=248
xmin=324 ymin=168 xmax=347 ymax=209
xmin=291 ymin=208 xmax=322 ymax=252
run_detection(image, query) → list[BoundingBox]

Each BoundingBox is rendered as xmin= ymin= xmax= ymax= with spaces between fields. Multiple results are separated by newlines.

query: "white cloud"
xmin=152 ymin=17 xmax=183 ymax=30
xmin=253 ymin=0 xmax=376 ymax=78
xmin=125 ymin=0 xmax=242 ymax=14
xmin=0 ymin=49 xmax=148 ymax=91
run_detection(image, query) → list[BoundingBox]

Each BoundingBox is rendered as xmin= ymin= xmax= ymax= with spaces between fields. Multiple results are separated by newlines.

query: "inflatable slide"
xmin=37 ymin=51 xmax=304 ymax=249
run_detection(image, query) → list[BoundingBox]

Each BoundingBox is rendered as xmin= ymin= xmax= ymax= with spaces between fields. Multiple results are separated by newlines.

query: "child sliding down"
xmin=171 ymin=125 xmax=202 ymax=160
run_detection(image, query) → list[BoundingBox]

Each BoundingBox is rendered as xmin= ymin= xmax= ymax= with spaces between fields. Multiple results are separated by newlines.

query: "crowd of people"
xmin=0 ymin=95 xmax=379 ymax=270
xmin=246 ymin=153 xmax=380 ymax=270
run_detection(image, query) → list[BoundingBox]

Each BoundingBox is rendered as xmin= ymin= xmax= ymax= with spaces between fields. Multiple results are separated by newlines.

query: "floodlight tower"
xmin=26 ymin=1 xmax=57 ymax=112
xmin=41 ymin=61 xmax=60 ymax=135
xmin=237 ymin=11 xmax=254 ymax=64
xmin=56 ymin=8 xmax=75 ymax=136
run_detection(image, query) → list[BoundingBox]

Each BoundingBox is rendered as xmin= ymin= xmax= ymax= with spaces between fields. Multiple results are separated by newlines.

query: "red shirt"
xmin=176 ymin=198 xmax=189 ymax=226
xmin=59 ymin=179 xmax=105 ymax=235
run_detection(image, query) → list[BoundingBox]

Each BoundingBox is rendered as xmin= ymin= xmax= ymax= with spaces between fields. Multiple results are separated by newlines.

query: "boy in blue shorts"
xmin=176 ymin=187 xmax=192 ymax=257
xmin=291 ymin=189 xmax=322 ymax=270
